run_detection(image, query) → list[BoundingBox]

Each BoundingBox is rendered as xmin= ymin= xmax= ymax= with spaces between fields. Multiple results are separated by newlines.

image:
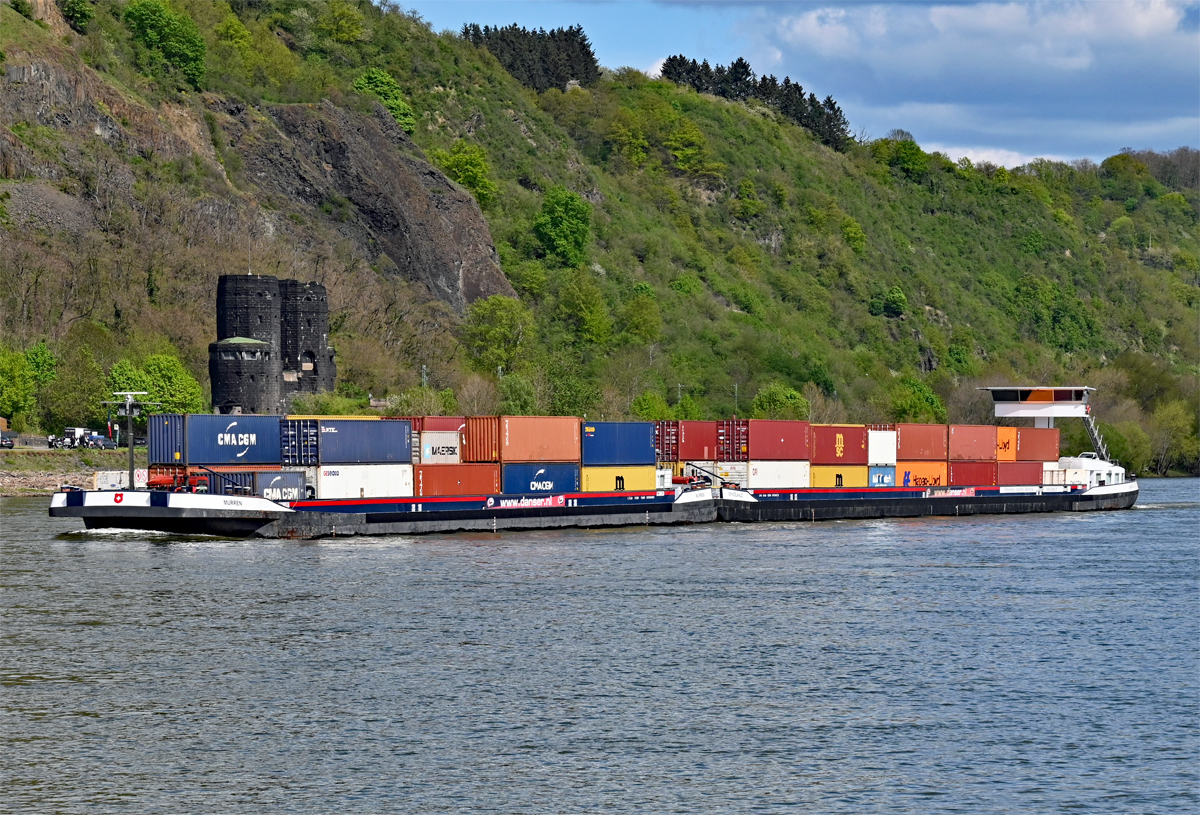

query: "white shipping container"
xmin=93 ymin=469 xmax=148 ymax=490
xmin=1042 ymin=468 xmax=1065 ymax=486
xmin=283 ymin=466 xmax=318 ymax=496
xmin=713 ymin=461 xmax=749 ymax=485
xmin=656 ymin=468 xmax=673 ymax=489
xmin=420 ymin=430 xmax=461 ymax=464
xmin=1065 ymin=468 xmax=1089 ymax=486
xmin=683 ymin=461 xmax=717 ymax=480
xmin=867 ymin=430 xmax=898 ymax=466
xmin=747 ymin=460 xmax=811 ymax=489
xmin=316 ymin=464 xmax=413 ymax=499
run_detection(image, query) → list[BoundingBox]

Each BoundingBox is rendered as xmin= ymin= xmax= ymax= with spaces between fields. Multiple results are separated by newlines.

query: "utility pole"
xmin=106 ymin=392 xmax=158 ymax=490
xmin=421 ymin=364 xmax=428 ymax=388
xmin=677 ymin=383 xmax=682 ymax=404
xmin=734 ymin=383 xmax=738 ymax=415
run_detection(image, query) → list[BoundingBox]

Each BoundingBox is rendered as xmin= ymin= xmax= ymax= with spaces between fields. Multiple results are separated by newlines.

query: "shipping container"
xmin=869 ymin=466 xmax=896 ymax=487
xmin=1016 ymin=428 xmax=1060 ymax=462
xmin=896 ymin=461 xmax=948 ymax=488
xmin=654 ymin=420 xmax=679 ymax=463
xmin=746 ymin=420 xmax=810 ymax=461
xmin=712 ymin=461 xmax=749 ymax=485
xmin=280 ymin=418 xmax=319 ymax=466
xmin=995 ymin=426 xmax=1017 ymax=462
xmin=896 ymin=423 xmax=948 ymax=461
xmin=656 ymin=469 xmax=673 ymax=489
xmin=283 ymin=465 xmax=318 ymax=493
xmin=286 ymin=415 xmax=380 ymax=421
xmin=501 ymin=462 xmax=580 ymax=494
xmin=717 ymin=420 xmax=749 ymax=461
xmin=419 ymin=430 xmax=461 ymax=464
xmin=948 ymin=461 xmax=998 ymax=486
xmin=92 ymin=470 xmax=149 ymax=490
xmin=500 ymin=416 xmax=580 ymax=463
xmin=997 ymin=461 xmax=1044 ymax=486
xmin=811 ymin=465 xmax=869 ymax=488
xmin=319 ymin=419 xmax=411 ymax=464
xmin=462 ymin=416 xmax=499 ymax=463
xmin=678 ymin=421 xmax=719 ymax=461
xmin=414 ymin=463 xmax=500 ymax=496
xmin=746 ymin=460 xmax=810 ymax=489
xmin=254 ymin=471 xmax=307 ymax=502
xmin=388 ymin=416 xmax=466 ymax=433
xmin=1043 ymin=468 xmax=1066 ymax=486
xmin=868 ymin=430 xmax=898 ymax=466
xmin=580 ymin=465 xmax=657 ymax=492
xmin=316 ymin=464 xmax=413 ymax=499
xmin=580 ymin=421 xmax=656 ymax=466
xmin=811 ymin=425 xmax=868 ymax=465
xmin=948 ymin=425 xmax=997 ymax=461
xmin=682 ymin=461 xmax=717 ymax=481
xmin=149 ymin=414 xmax=284 ymax=466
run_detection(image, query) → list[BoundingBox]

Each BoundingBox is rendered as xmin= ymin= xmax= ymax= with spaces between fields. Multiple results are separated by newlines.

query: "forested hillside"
xmin=0 ymin=0 xmax=1196 ymax=474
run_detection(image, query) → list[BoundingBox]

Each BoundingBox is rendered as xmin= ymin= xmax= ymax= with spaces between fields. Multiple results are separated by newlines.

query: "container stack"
xmin=745 ymin=420 xmax=810 ymax=488
xmin=463 ymin=416 xmax=581 ymax=495
xmin=148 ymin=413 xmax=289 ymax=497
xmin=811 ymin=424 xmax=868 ymax=487
xmin=867 ymin=425 xmax=898 ymax=487
xmin=948 ymin=424 xmax=998 ymax=486
xmin=580 ymin=421 xmax=658 ymax=491
xmin=312 ymin=418 xmax=412 ymax=499
xmin=896 ymin=423 xmax=948 ymax=487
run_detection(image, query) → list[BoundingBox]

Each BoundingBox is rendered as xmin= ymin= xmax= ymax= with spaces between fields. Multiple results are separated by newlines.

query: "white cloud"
xmin=646 ymin=56 xmax=666 ymax=78
xmin=924 ymin=145 xmax=1070 ymax=167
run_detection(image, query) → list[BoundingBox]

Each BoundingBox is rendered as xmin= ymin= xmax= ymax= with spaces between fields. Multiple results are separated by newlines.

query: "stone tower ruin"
xmin=209 ymin=275 xmax=337 ymax=414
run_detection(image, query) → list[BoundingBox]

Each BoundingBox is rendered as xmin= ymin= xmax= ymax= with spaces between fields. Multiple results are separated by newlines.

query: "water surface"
xmin=2 ymin=479 xmax=1196 ymax=813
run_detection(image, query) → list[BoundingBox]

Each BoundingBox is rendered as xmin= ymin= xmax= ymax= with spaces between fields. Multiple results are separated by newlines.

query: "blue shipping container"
xmin=581 ymin=421 xmax=657 ymax=466
xmin=202 ymin=470 xmax=255 ymax=496
xmin=185 ymin=415 xmax=283 ymax=465
xmin=280 ymin=419 xmax=319 ymax=466
xmin=148 ymin=414 xmax=187 ymax=464
xmin=869 ymin=466 xmax=896 ymax=487
xmin=254 ymin=471 xmax=307 ymax=502
xmin=501 ymin=463 xmax=580 ymax=494
xmin=318 ymin=419 xmax=411 ymax=464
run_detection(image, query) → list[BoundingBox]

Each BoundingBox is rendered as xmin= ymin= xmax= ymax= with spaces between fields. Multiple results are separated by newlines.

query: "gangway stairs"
xmin=1083 ymin=413 xmax=1110 ymax=462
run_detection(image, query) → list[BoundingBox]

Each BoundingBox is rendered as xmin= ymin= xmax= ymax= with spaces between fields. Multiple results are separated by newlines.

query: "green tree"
xmin=883 ymin=286 xmax=907 ymax=318
xmin=58 ymin=0 xmax=93 ymax=31
xmin=1150 ymin=400 xmax=1198 ymax=474
xmin=352 ymin=68 xmax=416 ymax=133
xmin=462 ymin=295 xmax=535 ymax=373
xmin=107 ymin=359 xmax=149 ymax=394
xmin=841 ymin=216 xmax=867 ymax=254
xmin=534 ymin=186 xmax=591 ymax=265
xmin=318 ymin=0 xmax=366 ymax=44
xmin=631 ymin=390 xmax=672 ymax=420
xmin=123 ymin=0 xmax=206 ymax=88
xmin=621 ymin=292 xmax=661 ymax=345
xmin=559 ymin=269 xmax=612 ymax=345
xmin=431 ymin=141 xmax=498 ymax=206
xmin=142 ymin=356 xmax=204 ymax=414
xmin=673 ymin=393 xmax=702 ymax=420
xmin=24 ymin=341 xmax=57 ymax=388
xmin=888 ymin=375 xmax=947 ymax=423
xmin=498 ymin=374 xmax=537 ymax=415
xmin=39 ymin=345 xmax=105 ymax=433
xmin=0 ymin=346 xmax=37 ymax=428
xmin=750 ymin=381 xmax=810 ymax=420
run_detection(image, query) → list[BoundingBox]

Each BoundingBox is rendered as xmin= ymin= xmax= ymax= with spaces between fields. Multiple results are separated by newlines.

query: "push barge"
xmin=49 ymin=387 xmax=1138 ymax=539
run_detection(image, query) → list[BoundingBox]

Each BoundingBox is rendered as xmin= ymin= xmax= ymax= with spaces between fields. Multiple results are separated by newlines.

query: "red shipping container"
xmin=747 ymin=420 xmax=811 ymax=460
xmin=948 ymin=425 xmax=997 ymax=461
xmin=811 ymin=425 xmax=868 ymax=465
xmin=717 ymin=420 xmax=749 ymax=461
xmin=1016 ymin=428 xmax=1060 ymax=462
xmin=997 ymin=461 xmax=1044 ymax=486
xmin=949 ymin=461 xmax=997 ymax=486
xmin=896 ymin=423 xmax=948 ymax=461
xmin=499 ymin=416 xmax=580 ymax=462
xmin=415 ymin=463 xmax=500 ymax=496
xmin=655 ymin=420 xmax=679 ymax=463
xmin=678 ymin=421 xmax=719 ymax=460
xmin=462 ymin=416 xmax=500 ymax=463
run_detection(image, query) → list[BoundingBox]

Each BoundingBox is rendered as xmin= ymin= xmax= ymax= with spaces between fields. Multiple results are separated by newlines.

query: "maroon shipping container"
xmin=997 ymin=461 xmax=1044 ymax=486
xmin=948 ymin=425 xmax=997 ymax=461
xmin=678 ymin=421 xmax=719 ymax=461
xmin=949 ymin=461 xmax=998 ymax=486
xmin=386 ymin=416 xmax=466 ymax=433
xmin=1016 ymin=428 xmax=1060 ymax=462
xmin=717 ymin=420 xmax=749 ymax=461
xmin=654 ymin=420 xmax=679 ymax=463
xmin=415 ymin=463 xmax=500 ymax=496
xmin=747 ymin=420 xmax=811 ymax=461
xmin=896 ymin=423 xmax=948 ymax=461
xmin=811 ymin=425 xmax=868 ymax=465
xmin=462 ymin=416 xmax=500 ymax=463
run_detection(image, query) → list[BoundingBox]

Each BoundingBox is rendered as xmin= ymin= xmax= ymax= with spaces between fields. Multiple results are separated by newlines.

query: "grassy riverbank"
xmin=0 ymin=449 xmax=148 ymax=496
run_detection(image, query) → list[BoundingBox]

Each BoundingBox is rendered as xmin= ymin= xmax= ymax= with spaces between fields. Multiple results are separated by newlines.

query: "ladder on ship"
xmin=1083 ymin=413 xmax=1111 ymax=463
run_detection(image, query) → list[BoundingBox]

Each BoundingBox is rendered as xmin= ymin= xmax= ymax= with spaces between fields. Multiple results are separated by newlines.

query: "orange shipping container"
xmin=948 ymin=425 xmax=997 ymax=461
xmin=462 ymin=416 xmax=500 ymax=463
xmin=895 ymin=461 xmax=948 ymax=488
xmin=500 ymin=416 xmax=580 ymax=462
xmin=415 ymin=463 xmax=500 ymax=496
xmin=896 ymin=423 xmax=948 ymax=461
xmin=996 ymin=427 xmax=1017 ymax=461
xmin=1016 ymin=428 xmax=1060 ymax=462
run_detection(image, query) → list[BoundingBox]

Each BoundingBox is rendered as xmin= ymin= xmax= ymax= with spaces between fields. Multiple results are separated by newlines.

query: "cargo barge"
xmin=49 ymin=388 xmax=1138 ymax=538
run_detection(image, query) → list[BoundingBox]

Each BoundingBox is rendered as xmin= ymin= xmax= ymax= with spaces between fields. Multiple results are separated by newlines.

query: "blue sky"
xmin=404 ymin=1 xmax=1199 ymax=166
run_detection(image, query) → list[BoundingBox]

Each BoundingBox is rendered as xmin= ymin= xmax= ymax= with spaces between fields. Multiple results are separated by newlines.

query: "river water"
xmin=2 ymin=480 xmax=1196 ymax=813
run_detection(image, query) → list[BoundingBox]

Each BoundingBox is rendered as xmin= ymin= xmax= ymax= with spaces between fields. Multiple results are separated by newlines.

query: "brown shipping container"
xmin=811 ymin=425 xmax=868 ymax=465
xmin=949 ymin=461 xmax=998 ymax=486
xmin=1016 ymin=428 xmax=1060 ymax=462
xmin=415 ymin=463 xmax=500 ymax=496
xmin=655 ymin=420 xmax=679 ymax=463
xmin=746 ymin=420 xmax=811 ymax=460
xmin=996 ymin=427 xmax=1017 ymax=462
xmin=462 ymin=416 xmax=500 ymax=463
xmin=500 ymin=416 xmax=580 ymax=462
xmin=717 ymin=420 xmax=749 ymax=461
xmin=896 ymin=423 xmax=948 ymax=461
xmin=949 ymin=425 xmax=997 ymax=461
xmin=896 ymin=461 xmax=948 ymax=488
xmin=678 ymin=421 xmax=719 ymax=460
xmin=997 ymin=461 xmax=1044 ymax=486
xmin=389 ymin=416 xmax=467 ymax=433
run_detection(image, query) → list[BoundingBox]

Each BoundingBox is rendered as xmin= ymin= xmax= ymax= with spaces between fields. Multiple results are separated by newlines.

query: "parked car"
xmin=0 ymin=436 xmax=14 ymax=450
xmin=85 ymin=436 xmax=117 ymax=450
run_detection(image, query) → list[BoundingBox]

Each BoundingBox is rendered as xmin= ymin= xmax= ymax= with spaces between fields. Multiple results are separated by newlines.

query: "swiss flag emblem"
xmin=114 ymin=493 xmax=124 ymax=504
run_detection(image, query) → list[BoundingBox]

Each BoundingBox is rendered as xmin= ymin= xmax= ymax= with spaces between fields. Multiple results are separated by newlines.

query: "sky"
xmin=403 ymin=0 xmax=1200 ymax=166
